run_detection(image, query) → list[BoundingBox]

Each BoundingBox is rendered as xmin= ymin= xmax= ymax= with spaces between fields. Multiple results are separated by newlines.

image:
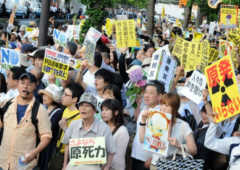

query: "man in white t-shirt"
xmin=131 ymin=80 xmax=165 ymax=170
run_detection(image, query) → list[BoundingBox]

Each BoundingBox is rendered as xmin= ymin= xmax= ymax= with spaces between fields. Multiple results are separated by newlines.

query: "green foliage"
xmin=222 ymin=0 xmax=240 ymax=5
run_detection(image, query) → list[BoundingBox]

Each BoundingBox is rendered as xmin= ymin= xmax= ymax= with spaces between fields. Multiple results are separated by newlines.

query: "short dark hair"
xmin=66 ymin=81 xmax=84 ymax=102
xmin=67 ymin=41 xmax=77 ymax=56
xmin=34 ymin=49 xmax=45 ymax=60
xmin=10 ymin=66 xmax=26 ymax=80
xmin=0 ymin=73 xmax=7 ymax=93
xmin=101 ymin=99 xmax=124 ymax=127
xmin=145 ymin=80 xmax=165 ymax=94
xmin=103 ymin=84 xmax=122 ymax=105
xmin=95 ymin=68 xmax=113 ymax=84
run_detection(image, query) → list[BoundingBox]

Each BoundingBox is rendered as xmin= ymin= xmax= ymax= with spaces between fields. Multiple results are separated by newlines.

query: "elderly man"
xmin=62 ymin=93 xmax=115 ymax=170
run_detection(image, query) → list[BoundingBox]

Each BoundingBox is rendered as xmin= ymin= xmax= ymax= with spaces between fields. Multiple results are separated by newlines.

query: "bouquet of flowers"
xmin=126 ymin=66 xmax=147 ymax=108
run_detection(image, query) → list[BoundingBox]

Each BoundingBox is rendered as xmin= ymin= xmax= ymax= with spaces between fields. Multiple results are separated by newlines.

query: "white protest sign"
xmin=53 ymin=29 xmax=68 ymax=47
xmin=148 ymin=45 xmax=177 ymax=92
xmin=182 ymin=71 xmax=207 ymax=104
xmin=0 ymin=48 xmax=20 ymax=66
xmin=67 ymin=25 xmax=80 ymax=40
xmin=69 ymin=137 xmax=106 ymax=165
xmin=83 ymin=27 xmax=102 ymax=44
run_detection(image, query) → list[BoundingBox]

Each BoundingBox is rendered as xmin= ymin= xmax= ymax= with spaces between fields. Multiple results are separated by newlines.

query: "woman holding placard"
xmin=101 ymin=99 xmax=130 ymax=170
xmin=139 ymin=93 xmax=197 ymax=170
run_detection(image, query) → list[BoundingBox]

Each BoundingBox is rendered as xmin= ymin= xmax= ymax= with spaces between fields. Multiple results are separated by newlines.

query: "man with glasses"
xmin=53 ymin=82 xmax=84 ymax=170
xmin=0 ymin=72 xmax=52 ymax=170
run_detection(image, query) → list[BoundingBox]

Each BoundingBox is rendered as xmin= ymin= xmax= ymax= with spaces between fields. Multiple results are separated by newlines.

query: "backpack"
xmin=0 ymin=99 xmax=40 ymax=146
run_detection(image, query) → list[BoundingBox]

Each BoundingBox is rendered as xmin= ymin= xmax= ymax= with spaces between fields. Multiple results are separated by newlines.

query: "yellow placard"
xmin=205 ymin=56 xmax=240 ymax=123
xmin=220 ymin=7 xmax=238 ymax=27
xmin=105 ymin=18 xmax=114 ymax=37
xmin=42 ymin=49 xmax=69 ymax=80
xmin=69 ymin=137 xmax=106 ymax=165
xmin=208 ymin=48 xmax=219 ymax=64
xmin=115 ymin=19 xmax=137 ymax=48
xmin=193 ymin=32 xmax=203 ymax=41
xmin=219 ymin=40 xmax=234 ymax=58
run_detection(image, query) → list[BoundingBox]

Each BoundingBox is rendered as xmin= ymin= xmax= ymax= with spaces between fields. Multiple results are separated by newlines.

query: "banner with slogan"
xmin=83 ymin=27 xmax=102 ymax=64
xmin=219 ymin=40 xmax=234 ymax=58
xmin=227 ymin=28 xmax=240 ymax=46
xmin=115 ymin=19 xmax=137 ymax=48
xmin=199 ymin=40 xmax=210 ymax=72
xmin=105 ymin=18 xmax=114 ymax=37
xmin=208 ymin=48 xmax=219 ymax=64
xmin=185 ymin=41 xmax=199 ymax=71
xmin=69 ymin=137 xmax=106 ymax=165
xmin=205 ymin=55 xmax=240 ymax=123
xmin=220 ymin=5 xmax=238 ymax=29
xmin=148 ymin=45 xmax=177 ymax=93
xmin=0 ymin=48 xmax=20 ymax=66
xmin=144 ymin=109 xmax=171 ymax=156
xmin=53 ymin=29 xmax=69 ymax=47
xmin=182 ymin=71 xmax=207 ymax=104
xmin=42 ymin=49 xmax=70 ymax=80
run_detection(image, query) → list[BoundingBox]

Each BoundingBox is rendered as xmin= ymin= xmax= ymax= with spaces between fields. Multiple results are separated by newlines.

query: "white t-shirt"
xmin=151 ymin=118 xmax=192 ymax=165
xmin=83 ymin=70 xmax=95 ymax=90
xmin=111 ymin=125 xmax=129 ymax=170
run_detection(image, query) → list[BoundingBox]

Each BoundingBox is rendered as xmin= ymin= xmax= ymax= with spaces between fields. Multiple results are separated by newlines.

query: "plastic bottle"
xmin=17 ymin=155 xmax=27 ymax=170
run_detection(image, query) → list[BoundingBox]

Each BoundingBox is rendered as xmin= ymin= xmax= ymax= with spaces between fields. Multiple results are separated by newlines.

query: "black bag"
xmin=0 ymin=99 xmax=40 ymax=145
xmin=179 ymin=109 xmax=198 ymax=131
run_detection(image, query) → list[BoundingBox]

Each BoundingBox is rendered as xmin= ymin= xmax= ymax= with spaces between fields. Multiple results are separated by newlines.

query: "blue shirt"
xmin=17 ymin=104 xmax=28 ymax=124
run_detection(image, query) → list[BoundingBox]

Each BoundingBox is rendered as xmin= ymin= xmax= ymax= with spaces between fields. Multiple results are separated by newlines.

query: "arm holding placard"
xmin=139 ymin=110 xmax=148 ymax=143
xmin=75 ymin=60 xmax=88 ymax=90
xmin=171 ymin=66 xmax=184 ymax=92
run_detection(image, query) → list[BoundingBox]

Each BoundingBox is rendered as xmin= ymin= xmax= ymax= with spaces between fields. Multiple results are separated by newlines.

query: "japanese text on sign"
xmin=69 ymin=137 xmax=106 ymax=165
xmin=42 ymin=49 xmax=70 ymax=80
xmin=115 ymin=19 xmax=137 ymax=48
xmin=220 ymin=6 xmax=238 ymax=28
xmin=205 ymin=56 xmax=240 ymax=123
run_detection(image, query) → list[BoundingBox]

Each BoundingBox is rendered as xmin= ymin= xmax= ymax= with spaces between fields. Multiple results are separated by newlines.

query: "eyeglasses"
xmin=63 ymin=93 xmax=72 ymax=97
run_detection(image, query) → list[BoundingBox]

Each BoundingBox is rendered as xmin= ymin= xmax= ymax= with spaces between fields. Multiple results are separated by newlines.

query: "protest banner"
xmin=67 ymin=25 xmax=81 ymax=40
xmin=185 ymin=41 xmax=199 ymax=71
xmin=193 ymin=32 xmax=203 ymax=41
xmin=144 ymin=109 xmax=171 ymax=156
xmin=53 ymin=29 xmax=68 ymax=47
xmin=83 ymin=27 xmax=102 ymax=64
xmin=208 ymin=48 xmax=219 ymax=64
xmin=69 ymin=137 xmax=106 ymax=165
xmin=105 ymin=18 xmax=114 ymax=37
xmin=205 ymin=55 xmax=240 ymax=123
xmin=172 ymin=36 xmax=184 ymax=62
xmin=199 ymin=40 xmax=210 ymax=72
xmin=42 ymin=49 xmax=70 ymax=80
xmin=219 ymin=40 xmax=234 ymax=58
xmin=227 ymin=28 xmax=240 ymax=46
xmin=220 ymin=5 xmax=238 ymax=28
xmin=148 ymin=45 xmax=177 ymax=93
xmin=115 ymin=19 xmax=137 ymax=48
xmin=182 ymin=71 xmax=207 ymax=104
xmin=0 ymin=48 xmax=20 ymax=66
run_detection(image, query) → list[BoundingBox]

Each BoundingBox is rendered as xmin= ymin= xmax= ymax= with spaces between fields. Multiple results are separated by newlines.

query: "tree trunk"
xmin=38 ymin=0 xmax=51 ymax=46
xmin=183 ymin=5 xmax=192 ymax=30
xmin=146 ymin=0 xmax=156 ymax=37
xmin=196 ymin=7 xmax=203 ymax=27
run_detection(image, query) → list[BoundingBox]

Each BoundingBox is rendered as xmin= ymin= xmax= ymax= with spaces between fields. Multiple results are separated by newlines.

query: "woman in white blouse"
xmin=139 ymin=93 xmax=197 ymax=170
xmin=101 ymin=99 xmax=130 ymax=170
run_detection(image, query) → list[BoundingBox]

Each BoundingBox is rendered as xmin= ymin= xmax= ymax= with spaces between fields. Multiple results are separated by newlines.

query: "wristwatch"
xmin=139 ymin=122 xmax=146 ymax=126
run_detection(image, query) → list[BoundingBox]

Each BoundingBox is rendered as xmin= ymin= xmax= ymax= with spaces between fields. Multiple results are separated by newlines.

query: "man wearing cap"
xmin=62 ymin=93 xmax=115 ymax=170
xmin=0 ymin=72 xmax=52 ymax=170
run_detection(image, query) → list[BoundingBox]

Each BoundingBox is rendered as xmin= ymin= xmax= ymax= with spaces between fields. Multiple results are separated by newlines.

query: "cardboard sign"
xmin=219 ymin=40 xmax=234 ymax=58
xmin=220 ymin=6 xmax=238 ymax=29
xmin=115 ymin=19 xmax=137 ymax=48
xmin=144 ymin=109 xmax=171 ymax=156
xmin=69 ymin=137 xmax=106 ymax=165
xmin=53 ymin=29 xmax=68 ymax=47
xmin=205 ymin=56 xmax=240 ymax=123
xmin=148 ymin=45 xmax=177 ymax=93
xmin=182 ymin=71 xmax=207 ymax=104
xmin=42 ymin=49 xmax=70 ymax=80
xmin=0 ymin=48 xmax=20 ymax=66
xmin=199 ymin=40 xmax=210 ymax=72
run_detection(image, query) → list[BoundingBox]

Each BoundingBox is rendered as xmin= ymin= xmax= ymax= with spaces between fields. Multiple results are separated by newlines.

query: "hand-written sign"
xmin=144 ymin=109 xmax=171 ymax=156
xmin=0 ymin=48 xmax=20 ymax=66
xmin=183 ymin=71 xmax=207 ymax=104
xmin=220 ymin=6 xmax=238 ymax=29
xmin=69 ymin=137 xmax=106 ymax=165
xmin=205 ymin=56 xmax=240 ymax=123
xmin=148 ymin=45 xmax=177 ymax=93
xmin=42 ymin=49 xmax=70 ymax=80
